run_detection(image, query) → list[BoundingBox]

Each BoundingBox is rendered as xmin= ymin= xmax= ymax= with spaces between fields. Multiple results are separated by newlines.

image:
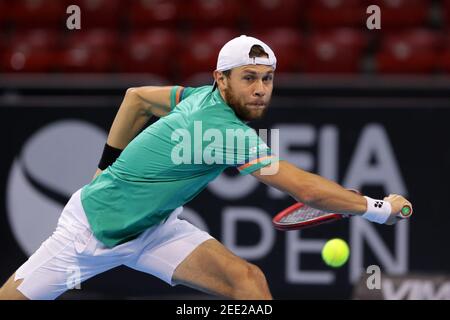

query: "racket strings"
xmin=280 ymin=206 xmax=328 ymax=223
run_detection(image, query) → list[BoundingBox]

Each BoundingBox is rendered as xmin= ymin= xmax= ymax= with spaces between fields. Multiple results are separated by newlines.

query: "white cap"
xmin=216 ymin=35 xmax=277 ymax=71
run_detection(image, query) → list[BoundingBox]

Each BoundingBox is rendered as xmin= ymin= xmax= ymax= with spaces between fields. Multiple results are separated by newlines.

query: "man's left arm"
xmin=251 ymin=160 xmax=411 ymax=225
xmin=252 ymin=161 xmax=367 ymax=215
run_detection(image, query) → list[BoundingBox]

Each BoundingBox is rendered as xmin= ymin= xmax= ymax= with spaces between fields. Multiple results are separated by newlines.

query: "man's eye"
xmin=244 ymin=76 xmax=253 ymax=81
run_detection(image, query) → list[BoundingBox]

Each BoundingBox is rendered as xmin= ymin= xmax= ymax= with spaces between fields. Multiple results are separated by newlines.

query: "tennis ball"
xmin=321 ymin=238 xmax=350 ymax=268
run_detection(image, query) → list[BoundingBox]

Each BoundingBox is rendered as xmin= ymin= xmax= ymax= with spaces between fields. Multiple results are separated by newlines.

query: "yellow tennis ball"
xmin=321 ymin=238 xmax=350 ymax=268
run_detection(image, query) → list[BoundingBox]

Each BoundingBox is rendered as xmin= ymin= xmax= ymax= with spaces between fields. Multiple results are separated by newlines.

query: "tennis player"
xmin=0 ymin=35 xmax=412 ymax=300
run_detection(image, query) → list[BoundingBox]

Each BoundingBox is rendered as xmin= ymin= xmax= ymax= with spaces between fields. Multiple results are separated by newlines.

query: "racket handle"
xmin=398 ymin=205 xmax=413 ymax=218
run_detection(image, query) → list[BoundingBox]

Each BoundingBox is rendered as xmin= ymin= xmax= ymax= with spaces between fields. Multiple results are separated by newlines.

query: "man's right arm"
xmin=106 ymin=86 xmax=183 ymax=149
xmin=93 ymin=86 xmax=184 ymax=179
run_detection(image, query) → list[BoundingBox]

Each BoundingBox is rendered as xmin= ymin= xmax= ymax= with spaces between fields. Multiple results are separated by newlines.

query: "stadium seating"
xmin=64 ymin=0 xmax=122 ymax=28
xmin=120 ymin=29 xmax=177 ymax=75
xmin=1 ymin=50 xmax=56 ymax=72
xmin=0 ymin=0 xmax=8 ymax=27
xmin=303 ymin=29 xmax=368 ymax=73
xmin=178 ymin=28 xmax=238 ymax=80
xmin=58 ymin=29 xmax=121 ymax=72
xmin=59 ymin=48 xmax=114 ymax=73
xmin=64 ymin=29 xmax=119 ymax=51
xmin=183 ymin=0 xmax=242 ymax=29
xmin=253 ymin=28 xmax=303 ymax=72
xmin=375 ymin=29 xmax=442 ymax=73
xmin=2 ymin=29 xmax=60 ymax=72
xmin=9 ymin=0 xmax=66 ymax=29
xmin=245 ymin=0 xmax=304 ymax=28
xmin=10 ymin=29 xmax=60 ymax=51
xmin=306 ymin=0 xmax=365 ymax=28
xmin=1 ymin=0 xmax=450 ymax=76
xmin=367 ymin=0 xmax=431 ymax=29
xmin=128 ymin=0 xmax=181 ymax=28
xmin=444 ymin=0 xmax=450 ymax=28
xmin=439 ymin=32 xmax=450 ymax=73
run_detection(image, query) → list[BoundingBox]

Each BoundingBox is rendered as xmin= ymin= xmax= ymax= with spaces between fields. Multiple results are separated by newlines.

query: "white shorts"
xmin=14 ymin=189 xmax=213 ymax=300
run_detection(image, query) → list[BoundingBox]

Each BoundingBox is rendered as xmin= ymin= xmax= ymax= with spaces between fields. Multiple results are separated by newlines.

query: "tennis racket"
xmin=272 ymin=198 xmax=412 ymax=231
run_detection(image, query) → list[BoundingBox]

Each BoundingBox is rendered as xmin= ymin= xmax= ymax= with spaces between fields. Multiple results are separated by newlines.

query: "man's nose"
xmin=254 ymin=80 xmax=266 ymax=97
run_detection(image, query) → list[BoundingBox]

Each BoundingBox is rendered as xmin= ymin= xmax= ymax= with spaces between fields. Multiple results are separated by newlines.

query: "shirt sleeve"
xmin=222 ymin=125 xmax=280 ymax=175
xmin=237 ymin=154 xmax=280 ymax=175
xmin=170 ymin=86 xmax=216 ymax=110
xmin=169 ymin=86 xmax=184 ymax=110
xmin=180 ymin=87 xmax=197 ymax=99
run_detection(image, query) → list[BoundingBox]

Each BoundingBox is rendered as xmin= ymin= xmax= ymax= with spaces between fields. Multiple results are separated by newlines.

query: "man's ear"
xmin=213 ymin=70 xmax=227 ymax=89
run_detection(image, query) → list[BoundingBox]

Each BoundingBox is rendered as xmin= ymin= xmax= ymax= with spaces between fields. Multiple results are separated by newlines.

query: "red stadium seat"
xmin=0 ymin=33 xmax=7 ymax=53
xmin=64 ymin=0 xmax=123 ymax=28
xmin=253 ymin=28 xmax=303 ymax=72
xmin=10 ymin=29 xmax=60 ymax=51
xmin=59 ymin=29 xmax=118 ymax=73
xmin=0 ymin=0 xmax=9 ymax=26
xmin=375 ymin=29 xmax=442 ymax=73
xmin=1 ymin=50 xmax=56 ymax=72
xmin=178 ymin=28 xmax=238 ymax=79
xmin=64 ymin=29 xmax=119 ymax=51
xmin=59 ymin=48 xmax=114 ymax=73
xmin=1 ymin=29 xmax=60 ymax=72
xmin=245 ymin=0 xmax=304 ymax=28
xmin=10 ymin=0 xmax=66 ymax=28
xmin=120 ymin=29 xmax=177 ymax=75
xmin=303 ymin=29 xmax=368 ymax=73
xmin=306 ymin=0 xmax=365 ymax=28
xmin=443 ymin=0 xmax=450 ymax=28
xmin=129 ymin=0 xmax=181 ymax=28
xmin=183 ymin=0 xmax=242 ymax=28
xmin=440 ymin=49 xmax=450 ymax=73
xmin=367 ymin=0 xmax=431 ymax=29
xmin=438 ymin=32 xmax=450 ymax=73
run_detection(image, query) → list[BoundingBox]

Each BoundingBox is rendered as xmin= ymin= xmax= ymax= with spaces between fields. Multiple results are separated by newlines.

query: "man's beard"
xmin=223 ymin=86 xmax=269 ymax=121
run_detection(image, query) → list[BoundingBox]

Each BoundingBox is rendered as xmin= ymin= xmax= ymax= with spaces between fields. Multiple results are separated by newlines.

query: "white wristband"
xmin=362 ymin=196 xmax=392 ymax=224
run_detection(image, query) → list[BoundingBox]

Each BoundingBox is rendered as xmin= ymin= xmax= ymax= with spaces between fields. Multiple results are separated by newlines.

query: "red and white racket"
xmin=272 ymin=200 xmax=412 ymax=231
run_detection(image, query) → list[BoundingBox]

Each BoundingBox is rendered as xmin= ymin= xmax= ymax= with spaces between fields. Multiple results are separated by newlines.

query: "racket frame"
xmin=272 ymin=202 xmax=345 ymax=231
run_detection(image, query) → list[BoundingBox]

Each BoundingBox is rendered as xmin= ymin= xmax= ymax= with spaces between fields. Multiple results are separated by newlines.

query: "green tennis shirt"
xmin=81 ymin=85 xmax=279 ymax=247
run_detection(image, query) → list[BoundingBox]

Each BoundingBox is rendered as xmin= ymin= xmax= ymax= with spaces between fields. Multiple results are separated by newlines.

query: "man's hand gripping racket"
xmin=272 ymin=191 xmax=413 ymax=231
